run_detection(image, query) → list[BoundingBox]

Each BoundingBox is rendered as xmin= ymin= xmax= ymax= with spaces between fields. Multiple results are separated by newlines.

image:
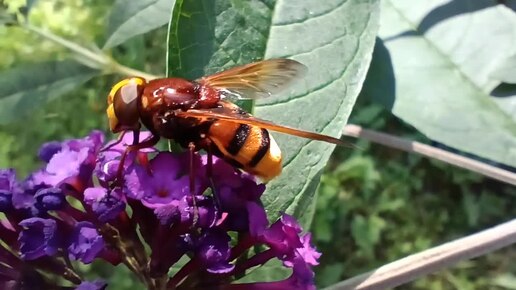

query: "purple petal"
xmin=84 ymin=187 xmax=126 ymax=222
xmin=11 ymin=190 xmax=36 ymax=212
xmin=206 ymin=262 xmax=235 ymax=274
xmin=95 ymin=158 xmax=120 ymax=185
xmin=288 ymin=256 xmax=317 ymax=290
xmin=204 ymin=157 xmax=266 ymax=233
xmin=45 ymin=148 xmax=90 ymax=186
xmin=103 ymin=131 xmax=154 ymax=153
xmin=196 ymin=196 xmax=218 ymax=228
xmin=34 ymin=187 xmax=65 ymax=211
xmin=260 ymin=214 xmax=304 ymax=263
xmin=83 ymin=187 xmax=108 ymax=202
xmin=75 ymin=280 xmax=107 ymax=290
xmin=281 ymin=214 xmax=302 ymax=232
xmin=126 ymin=152 xmax=206 ymax=204
xmin=18 ymin=218 xmax=60 ymax=260
xmin=196 ymin=230 xmax=234 ymax=274
xmin=153 ymin=199 xmax=189 ymax=225
xmin=96 ymin=132 xmax=156 ymax=185
xmin=0 ymin=189 xmax=12 ymax=212
xmin=65 ymin=130 xmax=104 ymax=153
xmin=246 ymin=201 xmax=268 ymax=237
xmin=68 ymin=221 xmax=105 ymax=264
xmin=38 ymin=141 xmax=62 ymax=163
xmin=0 ymin=169 xmax=17 ymax=191
xmin=297 ymin=234 xmax=321 ymax=267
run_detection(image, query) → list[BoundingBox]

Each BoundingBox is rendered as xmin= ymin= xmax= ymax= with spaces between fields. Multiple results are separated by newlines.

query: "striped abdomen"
xmin=208 ymin=120 xmax=282 ymax=181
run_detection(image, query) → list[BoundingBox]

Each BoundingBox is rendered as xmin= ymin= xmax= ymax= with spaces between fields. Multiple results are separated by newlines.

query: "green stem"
xmin=23 ymin=23 xmax=109 ymax=67
xmin=23 ymin=23 xmax=161 ymax=80
xmin=343 ymin=124 xmax=516 ymax=186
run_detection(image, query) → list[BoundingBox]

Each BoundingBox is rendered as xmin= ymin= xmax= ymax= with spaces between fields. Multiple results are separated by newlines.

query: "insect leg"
xmin=188 ymin=142 xmax=199 ymax=226
xmin=100 ymin=130 xmax=127 ymax=152
xmin=112 ymin=133 xmax=160 ymax=189
xmin=204 ymin=140 xmax=222 ymax=213
xmin=131 ymin=129 xmax=140 ymax=145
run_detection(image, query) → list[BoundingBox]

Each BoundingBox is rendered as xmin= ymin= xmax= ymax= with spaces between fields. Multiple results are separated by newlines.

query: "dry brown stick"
xmin=343 ymin=124 xmax=516 ymax=186
xmin=325 ymin=218 xmax=516 ymax=290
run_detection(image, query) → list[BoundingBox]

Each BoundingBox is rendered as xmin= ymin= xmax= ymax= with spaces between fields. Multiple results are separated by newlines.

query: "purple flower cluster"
xmin=0 ymin=131 xmax=320 ymax=289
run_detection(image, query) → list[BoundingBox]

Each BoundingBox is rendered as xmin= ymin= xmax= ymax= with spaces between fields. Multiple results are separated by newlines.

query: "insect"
xmin=106 ymin=59 xmax=346 ymax=186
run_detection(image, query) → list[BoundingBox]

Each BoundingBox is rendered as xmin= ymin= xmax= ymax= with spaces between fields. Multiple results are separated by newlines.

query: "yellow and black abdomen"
xmin=208 ymin=121 xmax=282 ymax=181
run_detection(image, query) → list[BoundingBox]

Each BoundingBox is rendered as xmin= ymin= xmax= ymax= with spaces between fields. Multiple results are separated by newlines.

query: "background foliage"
xmin=1 ymin=0 xmax=515 ymax=289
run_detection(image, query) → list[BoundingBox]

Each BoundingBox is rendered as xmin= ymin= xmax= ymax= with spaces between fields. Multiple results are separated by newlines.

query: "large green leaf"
xmin=0 ymin=2 xmax=17 ymax=25
xmin=256 ymin=0 xmax=379 ymax=223
xmin=167 ymin=0 xmax=379 ymax=224
xmin=0 ymin=60 xmax=98 ymax=124
xmin=167 ymin=0 xmax=379 ymax=281
xmin=104 ymin=0 xmax=175 ymax=48
xmin=490 ymin=54 xmax=516 ymax=84
xmin=369 ymin=0 xmax=516 ymax=167
xmin=166 ymin=0 xmax=272 ymax=79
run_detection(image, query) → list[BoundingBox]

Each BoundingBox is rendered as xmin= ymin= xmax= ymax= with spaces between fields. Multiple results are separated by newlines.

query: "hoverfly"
xmin=106 ymin=59 xmax=346 ymax=186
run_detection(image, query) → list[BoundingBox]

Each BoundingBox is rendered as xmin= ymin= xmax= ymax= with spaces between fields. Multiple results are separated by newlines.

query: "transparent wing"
xmin=176 ymin=101 xmax=348 ymax=146
xmin=196 ymin=59 xmax=307 ymax=100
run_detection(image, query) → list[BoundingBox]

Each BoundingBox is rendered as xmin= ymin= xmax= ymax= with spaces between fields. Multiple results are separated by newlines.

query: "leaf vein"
xmin=385 ymin=0 xmax=516 ymax=134
xmin=273 ymin=0 xmax=349 ymax=27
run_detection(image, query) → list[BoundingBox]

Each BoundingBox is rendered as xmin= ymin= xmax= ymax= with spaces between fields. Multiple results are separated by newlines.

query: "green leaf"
xmin=167 ymin=2 xmax=379 ymax=282
xmin=317 ymin=263 xmax=346 ymax=288
xmin=166 ymin=0 xmax=272 ymax=79
xmin=360 ymin=38 xmax=395 ymax=109
xmin=493 ymin=274 xmax=516 ymax=290
xmin=490 ymin=54 xmax=516 ymax=84
xmin=235 ymin=259 xmax=290 ymax=284
xmin=0 ymin=3 xmax=17 ymax=25
xmin=104 ymin=0 xmax=175 ymax=49
xmin=351 ymin=214 xmax=386 ymax=258
xmin=0 ymin=60 xmax=98 ymax=124
xmin=370 ymin=0 xmax=516 ymax=167
xmin=256 ymin=0 xmax=380 ymax=224
xmin=167 ymin=0 xmax=379 ymax=226
xmin=462 ymin=192 xmax=480 ymax=227
xmin=19 ymin=0 xmax=38 ymax=17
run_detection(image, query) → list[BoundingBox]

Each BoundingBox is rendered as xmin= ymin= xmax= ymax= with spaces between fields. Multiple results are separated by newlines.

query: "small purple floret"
xmin=206 ymin=157 xmax=268 ymax=235
xmin=0 ymin=189 xmax=13 ymax=212
xmin=0 ymin=131 xmax=321 ymax=288
xmin=38 ymin=141 xmax=62 ymax=163
xmin=197 ymin=230 xmax=234 ymax=274
xmin=18 ymin=217 xmax=60 ymax=260
xmin=125 ymin=152 xmax=205 ymax=202
xmin=84 ymin=187 xmax=125 ymax=222
xmin=34 ymin=187 xmax=66 ymax=211
xmin=0 ymin=169 xmax=18 ymax=191
xmin=75 ymin=280 xmax=107 ymax=290
xmin=68 ymin=221 xmax=105 ymax=264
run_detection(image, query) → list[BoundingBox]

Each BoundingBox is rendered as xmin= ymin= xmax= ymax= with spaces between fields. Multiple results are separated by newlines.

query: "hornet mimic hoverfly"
xmin=105 ymin=59 xmax=346 ymax=188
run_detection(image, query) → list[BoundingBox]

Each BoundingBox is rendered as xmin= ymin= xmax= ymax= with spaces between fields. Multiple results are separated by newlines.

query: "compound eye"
xmin=107 ymin=77 xmax=146 ymax=132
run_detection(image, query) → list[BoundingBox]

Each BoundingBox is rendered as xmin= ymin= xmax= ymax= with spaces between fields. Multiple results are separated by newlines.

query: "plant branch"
xmin=24 ymin=23 xmax=110 ymax=67
xmin=343 ymin=124 xmax=516 ymax=186
xmin=325 ymin=218 xmax=516 ymax=290
xmin=23 ymin=23 xmax=160 ymax=80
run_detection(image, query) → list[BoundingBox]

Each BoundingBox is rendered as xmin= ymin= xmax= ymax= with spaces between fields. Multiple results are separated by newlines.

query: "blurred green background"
xmin=1 ymin=0 xmax=515 ymax=289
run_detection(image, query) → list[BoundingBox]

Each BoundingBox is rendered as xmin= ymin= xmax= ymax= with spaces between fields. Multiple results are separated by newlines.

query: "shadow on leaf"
xmin=360 ymin=38 xmax=396 ymax=110
xmin=491 ymin=83 xmax=516 ymax=98
xmin=385 ymin=0 xmax=514 ymax=42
